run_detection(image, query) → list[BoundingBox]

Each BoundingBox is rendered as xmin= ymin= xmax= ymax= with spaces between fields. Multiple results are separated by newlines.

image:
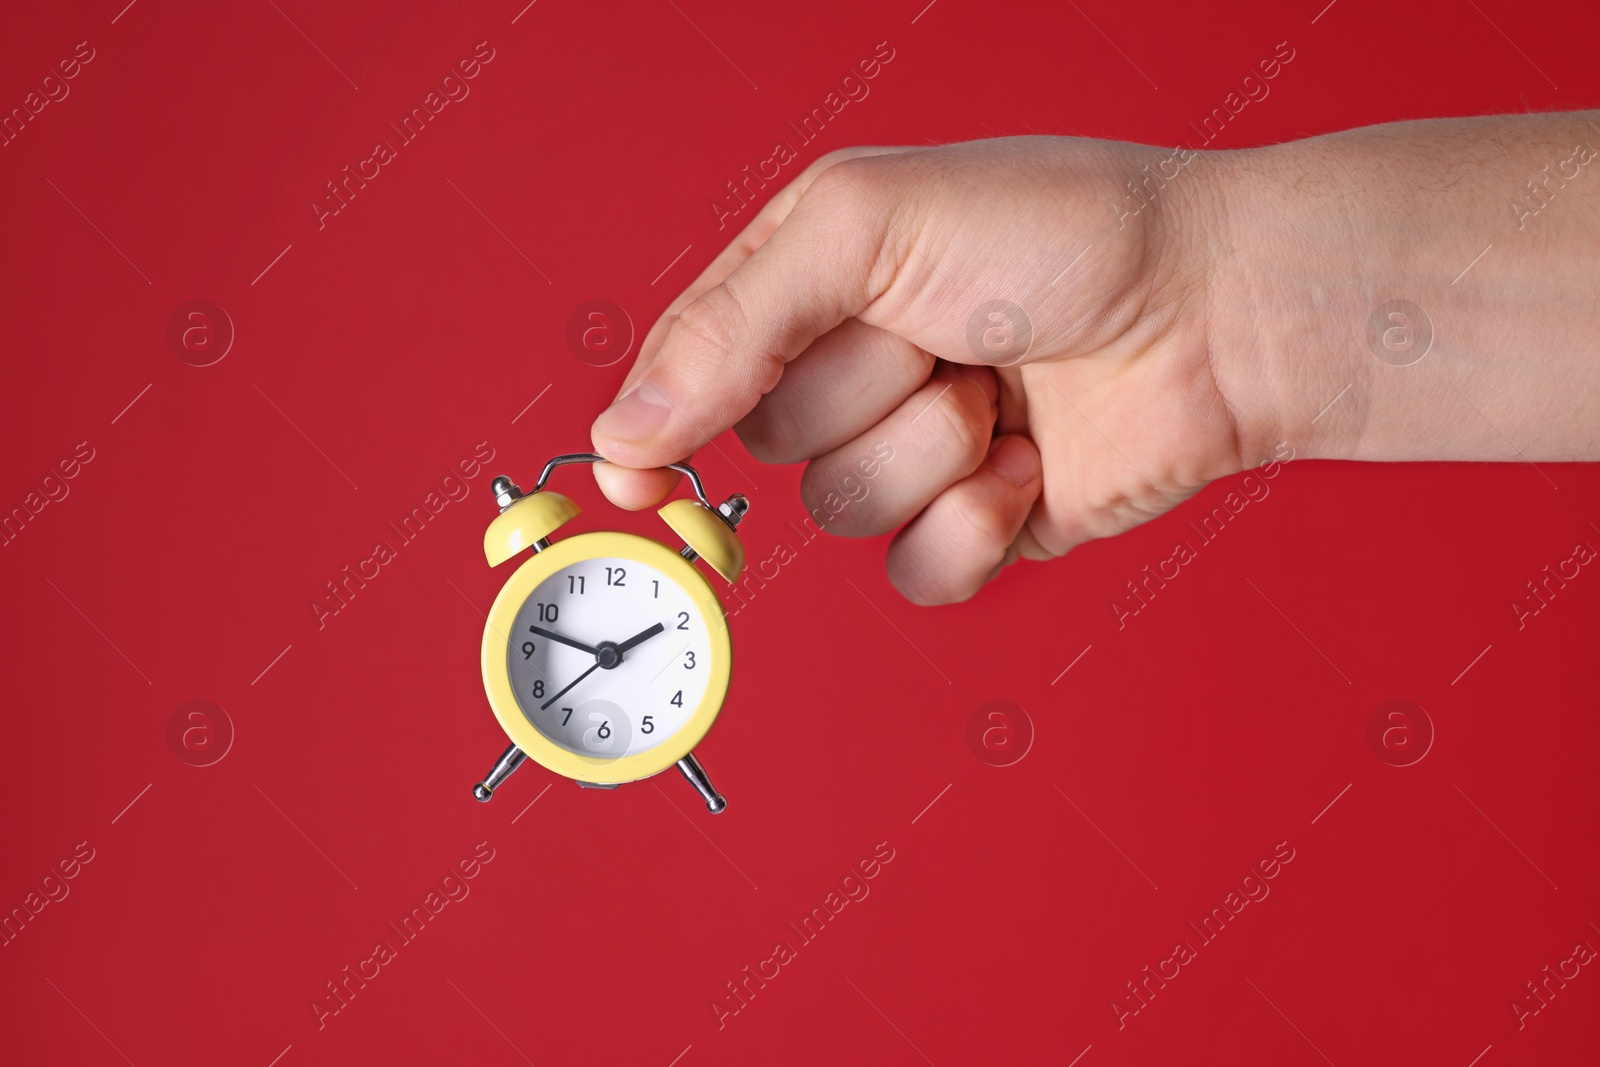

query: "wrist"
xmin=1197 ymin=139 xmax=1376 ymax=467
xmin=1199 ymin=113 xmax=1600 ymax=466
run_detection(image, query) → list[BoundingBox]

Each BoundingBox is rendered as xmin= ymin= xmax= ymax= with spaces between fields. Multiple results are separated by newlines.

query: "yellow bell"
xmin=658 ymin=499 xmax=745 ymax=584
xmin=484 ymin=490 xmax=579 ymax=567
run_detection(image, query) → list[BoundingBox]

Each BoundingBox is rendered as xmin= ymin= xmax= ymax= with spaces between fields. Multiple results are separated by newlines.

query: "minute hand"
xmin=615 ymin=622 xmax=665 ymax=655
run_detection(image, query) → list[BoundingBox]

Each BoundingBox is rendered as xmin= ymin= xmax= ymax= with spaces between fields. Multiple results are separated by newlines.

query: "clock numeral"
xmin=652 ymin=580 xmax=660 ymax=599
xmin=641 ymin=715 xmax=655 ymax=734
xmin=670 ymin=690 xmax=683 ymax=707
xmin=683 ymin=651 xmax=696 ymax=669
xmin=560 ymin=707 xmax=573 ymax=726
xmin=536 ymin=602 xmax=559 ymax=623
xmin=582 ymin=712 xmax=612 ymax=750
xmin=532 ymin=680 xmax=546 ymax=698
xmin=521 ymin=640 xmax=536 ymax=659
xmin=567 ymin=574 xmax=586 ymax=594
xmin=676 ymin=611 xmax=690 ymax=631
xmin=605 ymin=566 xmax=626 ymax=587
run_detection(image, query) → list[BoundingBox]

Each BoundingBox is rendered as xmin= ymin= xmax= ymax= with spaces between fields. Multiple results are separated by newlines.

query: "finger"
xmin=885 ymin=435 xmax=1043 ymax=605
xmin=591 ymin=462 xmax=681 ymax=512
xmin=591 ymin=154 xmax=912 ymax=469
xmin=800 ymin=362 xmax=998 ymax=538
xmin=616 ymin=146 xmax=918 ymax=400
xmin=736 ymin=318 xmax=936 ymax=464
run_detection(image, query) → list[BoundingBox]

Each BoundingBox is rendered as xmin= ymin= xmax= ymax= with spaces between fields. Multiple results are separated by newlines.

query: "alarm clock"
xmin=470 ymin=452 xmax=747 ymax=813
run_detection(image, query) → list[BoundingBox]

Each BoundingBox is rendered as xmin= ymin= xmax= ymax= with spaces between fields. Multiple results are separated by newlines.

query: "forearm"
xmin=1205 ymin=111 xmax=1600 ymax=464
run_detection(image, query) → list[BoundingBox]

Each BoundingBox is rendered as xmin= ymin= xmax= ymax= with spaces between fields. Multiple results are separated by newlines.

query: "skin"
xmin=590 ymin=112 xmax=1600 ymax=605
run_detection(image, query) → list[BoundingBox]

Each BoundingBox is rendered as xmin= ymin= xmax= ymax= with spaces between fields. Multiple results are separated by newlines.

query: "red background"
xmin=3 ymin=1 xmax=1598 ymax=1064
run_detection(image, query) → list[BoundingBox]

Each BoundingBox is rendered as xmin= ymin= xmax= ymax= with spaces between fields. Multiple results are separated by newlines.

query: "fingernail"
xmin=594 ymin=381 xmax=672 ymax=444
xmin=987 ymin=436 xmax=1038 ymax=487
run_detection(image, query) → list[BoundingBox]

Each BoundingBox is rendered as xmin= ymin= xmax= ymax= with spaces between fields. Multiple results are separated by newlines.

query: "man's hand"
xmin=590 ymin=115 xmax=1600 ymax=604
xmin=590 ymin=138 xmax=1243 ymax=604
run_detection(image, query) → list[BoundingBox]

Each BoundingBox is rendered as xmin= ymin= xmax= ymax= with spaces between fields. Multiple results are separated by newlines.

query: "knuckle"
xmin=671 ymin=285 xmax=745 ymax=362
xmin=950 ymin=490 xmax=1017 ymax=550
xmin=885 ymin=552 xmax=945 ymax=606
xmin=931 ymin=380 xmax=993 ymax=467
xmin=810 ymin=147 xmax=864 ymax=175
xmin=798 ymin=460 xmax=877 ymax=535
xmin=734 ymin=406 xmax=799 ymax=464
xmin=803 ymin=155 xmax=881 ymax=211
xmin=887 ymin=553 xmax=970 ymax=607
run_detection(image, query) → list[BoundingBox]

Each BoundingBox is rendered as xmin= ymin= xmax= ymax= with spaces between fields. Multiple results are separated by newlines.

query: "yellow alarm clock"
xmin=471 ymin=452 xmax=747 ymax=813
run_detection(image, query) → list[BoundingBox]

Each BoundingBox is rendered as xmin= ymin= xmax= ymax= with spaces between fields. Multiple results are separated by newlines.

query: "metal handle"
xmin=531 ymin=452 xmax=717 ymax=512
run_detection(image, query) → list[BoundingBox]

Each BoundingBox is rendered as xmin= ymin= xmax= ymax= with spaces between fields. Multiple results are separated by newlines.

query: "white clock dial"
xmin=506 ymin=556 xmax=711 ymax=762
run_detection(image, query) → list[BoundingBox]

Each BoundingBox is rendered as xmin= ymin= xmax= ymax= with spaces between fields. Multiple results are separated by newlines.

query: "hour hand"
xmin=615 ymin=622 xmax=665 ymax=654
xmin=529 ymin=626 xmax=599 ymax=656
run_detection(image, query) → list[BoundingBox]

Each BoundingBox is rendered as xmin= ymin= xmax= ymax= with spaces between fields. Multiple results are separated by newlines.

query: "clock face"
xmin=505 ymin=555 xmax=713 ymax=763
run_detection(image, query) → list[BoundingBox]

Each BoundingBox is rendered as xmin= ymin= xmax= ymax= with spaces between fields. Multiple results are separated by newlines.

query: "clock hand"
xmin=529 ymin=626 xmax=600 ymax=657
xmin=537 ymin=623 xmax=663 ymax=713
xmin=540 ymin=660 xmax=602 ymax=711
xmin=614 ymin=622 xmax=665 ymax=655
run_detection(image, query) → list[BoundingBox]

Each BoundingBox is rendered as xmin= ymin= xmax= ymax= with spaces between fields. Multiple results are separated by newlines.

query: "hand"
xmin=590 ymin=139 xmax=1237 ymax=605
xmin=591 ymin=118 xmax=1600 ymax=604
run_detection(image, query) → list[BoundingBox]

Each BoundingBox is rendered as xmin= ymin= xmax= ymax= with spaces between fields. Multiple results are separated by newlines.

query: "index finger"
xmin=616 ymin=146 xmax=914 ymax=402
xmin=590 ymin=152 xmax=909 ymax=471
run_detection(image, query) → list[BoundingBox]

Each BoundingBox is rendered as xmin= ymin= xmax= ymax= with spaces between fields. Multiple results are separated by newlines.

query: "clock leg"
xmin=473 ymin=743 xmax=526 ymax=802
xmin=677 ymin=752 xmax=727 ymax=814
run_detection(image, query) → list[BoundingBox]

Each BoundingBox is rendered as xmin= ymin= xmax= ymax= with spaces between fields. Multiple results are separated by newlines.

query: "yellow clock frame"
xmin=480 ymin=530 xmax=732 ymax=785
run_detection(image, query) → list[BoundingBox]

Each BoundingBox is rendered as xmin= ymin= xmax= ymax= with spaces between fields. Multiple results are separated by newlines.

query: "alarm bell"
xmin=483 ymin=477 xmax=579 ymax=566
xmin=658 ymin=497 xmax=747 ymax=584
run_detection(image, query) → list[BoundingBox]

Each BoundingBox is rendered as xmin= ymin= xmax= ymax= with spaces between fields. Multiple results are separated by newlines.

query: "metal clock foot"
xmin=677 ymin=752 xmax=727 ymax=814
xmin=473 ymin=743 xmax=526 ymax=802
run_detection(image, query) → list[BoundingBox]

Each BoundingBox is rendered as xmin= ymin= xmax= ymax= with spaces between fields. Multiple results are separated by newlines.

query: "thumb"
xmin=590 ymin=159 xmax=898 ymax=469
